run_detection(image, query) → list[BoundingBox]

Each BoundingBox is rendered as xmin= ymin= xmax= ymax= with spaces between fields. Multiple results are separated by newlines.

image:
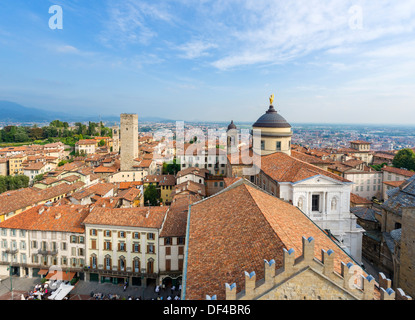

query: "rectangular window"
xmin=166 ymin=259 xmax=171 ymax=271
xmin=276 ymin=141 xmax=281 ymax=151
xmin=178 ymin=259 xmax=184 ymax=271
xmin=312 ymin=195 xmax=320 ymax=212
xmin=178 ymin=237 xmax=185 ymax=245
xmin=261 ymin=140 xmax=265 ymax=150
xmin=133 ymin=232 xmax=140 ymax=239
xmin=104 ymin=241 xmax=111 ymax=250
xmin=147 ymin=244 xmax=155 ymax=254
xmin=164 ymin=237 xmax=172 ymax=245
xmin=166 ymin=247 xmax=171 ymax=256
xmin=133 ymin=243 xmax=140 ymax=253
xmin=147 ymin=233 xmax=155 ymax=240
xmin=179 ymin=246 xmax=184 ymax=255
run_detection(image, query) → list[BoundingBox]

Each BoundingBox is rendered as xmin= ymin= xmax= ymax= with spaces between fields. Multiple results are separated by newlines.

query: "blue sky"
xmin=0 ymin=0 xmax=415 ymax=124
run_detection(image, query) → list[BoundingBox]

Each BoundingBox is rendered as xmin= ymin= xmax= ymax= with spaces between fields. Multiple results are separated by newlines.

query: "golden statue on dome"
xmin=269 ymin=94 xmax=274 ymax=105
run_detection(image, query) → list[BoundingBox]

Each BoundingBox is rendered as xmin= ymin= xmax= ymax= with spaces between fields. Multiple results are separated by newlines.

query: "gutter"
xmin=181 ymin=203 xmax=192 ymax=300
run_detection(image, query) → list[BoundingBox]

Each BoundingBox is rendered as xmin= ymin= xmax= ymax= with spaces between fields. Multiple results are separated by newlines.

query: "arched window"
xmin=133 ymin=258 xmax=140 ymax=273
xmin=147 ymin=258 xmax=154 ymax=274
xmin=104 ymin=255 xmax=111 ymax=271
xmin=119 ymin=256 xmax=126 ymax=271
xmin=90 ymin=254 xmax=97 ymax=269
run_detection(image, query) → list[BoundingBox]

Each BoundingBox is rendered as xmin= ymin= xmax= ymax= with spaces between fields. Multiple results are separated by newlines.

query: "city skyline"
xmin=0 ymin=1 xmax=415 ymax=124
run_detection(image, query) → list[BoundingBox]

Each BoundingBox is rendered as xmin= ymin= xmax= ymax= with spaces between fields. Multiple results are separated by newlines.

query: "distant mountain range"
xmin=0 ymin=100 xmax=173 ymax=124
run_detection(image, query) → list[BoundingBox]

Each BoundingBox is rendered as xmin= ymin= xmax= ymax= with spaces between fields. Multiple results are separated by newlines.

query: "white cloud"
xmin=193 ymin=0 xmax=415 ymax=70
xmin=176 ymin=40 xmax=217 ymax=59
xmin=99 ymin=0 xmax=173 ymax=47
xmin=56 ymin=45 xmax=80 ymax=54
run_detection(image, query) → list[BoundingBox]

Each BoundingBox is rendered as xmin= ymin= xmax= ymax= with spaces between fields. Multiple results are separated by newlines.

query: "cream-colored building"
xmin=83 ymin=206 xmax=168 ymax=286
xmin=0 ymin=159 xmax=8 ymax=176
xmin=8 ymin=154 xmax=27 ymax=176
xmin=0 ymin=204 xmax=89 ymax=280
xmin=75 ymin=139 xmax=97 ymax=155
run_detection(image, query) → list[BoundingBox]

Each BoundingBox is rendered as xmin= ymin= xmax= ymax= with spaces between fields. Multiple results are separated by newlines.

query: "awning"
xmin=38 ymin=269 xmax=49 ymax=276
xmin=50 ymin=271 xmax=76 ymax=281
xmin=45 ymin=271 xmax=57 ymax=280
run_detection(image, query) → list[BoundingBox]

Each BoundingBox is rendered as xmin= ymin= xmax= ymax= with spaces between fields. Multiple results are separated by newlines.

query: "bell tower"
xmin=227 ymin=120 xmax=238 ymax=155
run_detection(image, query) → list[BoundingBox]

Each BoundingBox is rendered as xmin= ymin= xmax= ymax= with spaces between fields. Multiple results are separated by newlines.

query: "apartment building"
xmin=83 ymin=206 xmax=168 ymax=286
xmin=0 ymin=204 xmax=89 ymax=280
xmin=75 ymin=139 xmax=97 ymax=155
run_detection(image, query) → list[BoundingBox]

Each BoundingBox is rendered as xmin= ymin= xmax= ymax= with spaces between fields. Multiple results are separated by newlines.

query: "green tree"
xmin=33 ymin=174 xmax=45 ymax=183
xmin=144 ymin=184 xmax=159 ymax=206
xmin=393 ymin=149 xmax=415 ymax=171
xmin=162 ymin=158 xmax=181 ymax=175
xmin=98 ymin=139 xmax=106 ymax=147
xmin=0 ymin=176 xmax=6 ymax=193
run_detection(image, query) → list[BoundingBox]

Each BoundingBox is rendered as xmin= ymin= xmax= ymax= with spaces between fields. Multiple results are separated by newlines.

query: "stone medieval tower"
xmin=120 ymin=114 xmax=139 ymax=171
xmin=112 ymin=125 xmax=120 ymax=153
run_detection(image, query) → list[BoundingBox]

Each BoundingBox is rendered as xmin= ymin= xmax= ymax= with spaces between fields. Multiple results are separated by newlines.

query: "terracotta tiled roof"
xmin=61 ymin=175 xmax=80 ymax=183
xmin=350 ymin=193 xmax=372 ymax=205
xmin=118 ymin=188 xmax=141 ymax=202
xmin=223 ymin=177 xmax=242 ymax=187
xmin=382 ymin=166 xmax=415 ymax=178
xmin=261 ymin=152 xmax=350 ymax=183
xmin=23 ymin=162 xmax=46 ymax=171
xmin=38 ymin=177 xmax=59 ymax=185
xmin=76 ymin=139 xmax=97 ymax=146
xmin=176 ymin=167 xmax=209 ymax=179
xmin=70 ymin=183 xmax=115 ymax=200
xmin=90 ymin=197 xmax=121 ymax=209
xmin=135 ymin=159 xmax=153 ymax=168
xmin=159 ymin=195 xmax=200 ymax=238
xmin=383 ymin=180 xmax=405 ymax=188
xmin=173 ymin=181 xmax=206 ymax=197
xmin=184 ymin=179 xmax=355 ymax=300
xmin=373 ymin=153 xmax=395 ymax=160
xmin=82 ymin=206 xmax=168 ymax=229
xmin=94 ymin=165 xmax=119 ymax=173
xmin=0 ymin=204 xmax=90 ymax=233
xmin=0 ymin=182 xmax=84 ymax=216
xmin=343 ymin=159 xmax=365 ymax=168
xmin=159 ymin=175 xmax=176 ymax=186
xmin=291 ymin=150 xmax=333 ymax=165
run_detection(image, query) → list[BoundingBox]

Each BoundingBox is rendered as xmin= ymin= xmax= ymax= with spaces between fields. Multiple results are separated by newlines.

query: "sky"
xmin=0 ymin=0 xmax=415 ymax=124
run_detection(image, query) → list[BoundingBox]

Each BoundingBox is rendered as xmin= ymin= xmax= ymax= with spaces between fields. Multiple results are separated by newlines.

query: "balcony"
xmin=4 ymin=248 xmax=19 ymax=255
xmin=38 ymin=249 xmax=58 ymax=256
xmin=87 ymin=266 xmax=157 ymax=278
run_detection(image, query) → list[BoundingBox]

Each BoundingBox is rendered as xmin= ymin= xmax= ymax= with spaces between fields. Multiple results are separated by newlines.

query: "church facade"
xmin=226 ymin=95 xmax=363 ymax=264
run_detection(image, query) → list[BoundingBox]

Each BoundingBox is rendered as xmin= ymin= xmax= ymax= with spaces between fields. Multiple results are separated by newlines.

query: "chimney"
xmin=38 ymin=207 xmax=45 ymax=215
xmin=55 ymin=212 xmax=61 ymax=219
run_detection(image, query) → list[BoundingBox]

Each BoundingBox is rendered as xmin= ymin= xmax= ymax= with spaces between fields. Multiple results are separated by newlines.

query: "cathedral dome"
xmin=252 ymin=105 xmax=291 ymax=129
